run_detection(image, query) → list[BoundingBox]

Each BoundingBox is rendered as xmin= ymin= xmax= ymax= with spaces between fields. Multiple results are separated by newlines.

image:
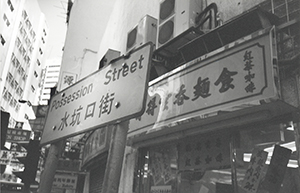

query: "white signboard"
xmin=52 ymin=174 xmax=78 ymax=190
xmin=241 ymin=149 xmax=268 ymax=192
xmin=0 ymin=150 xmax=27 ymax=165
xmin=41 ymin=43 xmax=153 ymax=145
xmin=150 ymin=185 xmax=171 ymax=193
xmin=129 ymin=29 xmax=278 ymax=137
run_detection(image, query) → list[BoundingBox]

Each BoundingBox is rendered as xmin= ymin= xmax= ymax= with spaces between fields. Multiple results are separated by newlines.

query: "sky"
xmin=36 ymin=0 xmax=116 ymax=144
xmin=37 ymin=0 xmax=116 ymax=68
xmin=38 ymin=0 xmax=68 ymax=66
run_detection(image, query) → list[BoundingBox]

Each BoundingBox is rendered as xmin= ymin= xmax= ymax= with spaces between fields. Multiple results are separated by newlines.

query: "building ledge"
xmin=128 ymin=100 xmax=299 ymax=147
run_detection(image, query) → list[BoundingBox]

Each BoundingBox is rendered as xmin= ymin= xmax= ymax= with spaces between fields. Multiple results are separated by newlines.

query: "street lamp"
xmin=18 ymin=99 xmax=32 ymax=106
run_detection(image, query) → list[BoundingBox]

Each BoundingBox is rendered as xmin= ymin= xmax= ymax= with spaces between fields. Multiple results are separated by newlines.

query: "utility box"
xmin=126 ymin=15 xmax=157 ymax=53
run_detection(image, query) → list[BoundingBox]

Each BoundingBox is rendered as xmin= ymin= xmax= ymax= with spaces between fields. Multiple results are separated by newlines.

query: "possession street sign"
xmin=41 ymin=43 xmax=153 ymax=145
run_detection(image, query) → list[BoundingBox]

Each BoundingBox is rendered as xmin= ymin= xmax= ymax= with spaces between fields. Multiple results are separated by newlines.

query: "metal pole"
xmin=38 ymin=140 xmax=64 ymax=193
xmin=293 ymin=122 xmax=300 ymax=173
xmin=102 ymin=121 xmax=129 ymax=193
xmin=230 ymin=132 xmax=239 ymax=193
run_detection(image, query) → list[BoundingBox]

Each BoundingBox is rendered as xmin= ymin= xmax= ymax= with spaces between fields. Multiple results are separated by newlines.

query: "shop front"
xmin=127 ymin=24 xmax=300 ymax=193
xmin=81 ymin=126 xmax=111 ymax=193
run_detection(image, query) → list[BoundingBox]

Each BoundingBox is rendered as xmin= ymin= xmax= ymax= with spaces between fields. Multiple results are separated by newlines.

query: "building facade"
xmin=0 ymin=0 xmax=48 ymax=129
xmin=39 ymin=63 xmax=61 ymax=105
xmin=55 ymin=0 xmax=300 ymax=193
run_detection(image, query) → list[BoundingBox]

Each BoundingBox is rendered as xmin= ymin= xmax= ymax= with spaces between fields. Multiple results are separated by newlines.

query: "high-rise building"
xmin=0 ymin=0 xmax=48 ymax=128
xmin=39 ymin=63 xmax=60 ymax=105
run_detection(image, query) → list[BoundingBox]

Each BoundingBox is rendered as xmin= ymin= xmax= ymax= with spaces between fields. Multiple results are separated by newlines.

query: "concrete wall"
xmin=58 ymin=0 xmax=116 ymax=91
xmin=59 ymin=0 xmax=267 ymax=91
xmin=206 ymin=0 xmax=265 ymax=22
xmin=96 ymin=0 xmax=160 ymax=59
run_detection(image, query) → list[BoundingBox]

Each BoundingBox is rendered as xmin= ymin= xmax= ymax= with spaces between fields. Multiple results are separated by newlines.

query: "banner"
xmin=178 ymin=133 xmax=231 ymax=171
xmin=259 ymin=145 xmax=291 ymax=193
xmin=241 ymin=149 xmax=268 ymax=192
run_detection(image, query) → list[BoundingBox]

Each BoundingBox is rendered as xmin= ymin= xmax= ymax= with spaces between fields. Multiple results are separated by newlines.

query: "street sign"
xmin=52 ymin=174 xmax=78 ymax=190
xmin=41 ymin=43 xmax=153 ymax=145
xmin=6 ymin=128 xmax=31 ymax=142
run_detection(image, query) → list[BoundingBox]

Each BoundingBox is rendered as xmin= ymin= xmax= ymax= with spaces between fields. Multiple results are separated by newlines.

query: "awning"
xmin=128 ymin=100 xmax=300 ymax=147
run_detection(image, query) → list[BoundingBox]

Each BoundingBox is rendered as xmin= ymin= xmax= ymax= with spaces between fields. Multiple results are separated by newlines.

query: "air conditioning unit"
xmin=126 ymin=15 xmax=157 ymax=53
xmin=157 ymin=0 xmax=203 ymax=48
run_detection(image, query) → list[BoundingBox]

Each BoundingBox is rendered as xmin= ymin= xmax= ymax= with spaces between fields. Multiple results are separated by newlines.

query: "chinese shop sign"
xmin=56 ymin=159 xmax=81 ymax=172
xmin=41 ymin=43 xmax=153 ymax=145
xmin=82 ymin=127 xmax=110 ymax=166
xmin=259 ymin=145 xmax=291 ymax=193
xmin=177 ymin=133 xmax=231 ymax=171
xmin=0 ymin=150 xmax=27 ymax=165
xmin=241 ymin=149 xmax=268 ymax=192
xmin=6 ymin=128 xmax=31 ymax=142
xmin=0 ymin=173 xmax=18 ymax=183
xmin=150 ymin=150 xmax=172 ymax=185
xmin=52 ymin=174 xmax=78 ymax=190
xmin=150 ymin=185 xmax=171 ymax=193
xmin=129 ymin=30 xmax=277 ymax=136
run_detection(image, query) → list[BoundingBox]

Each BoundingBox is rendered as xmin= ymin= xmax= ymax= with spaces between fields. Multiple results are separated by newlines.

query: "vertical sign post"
xmin=39 ymin=43 xmax=153 ymax=193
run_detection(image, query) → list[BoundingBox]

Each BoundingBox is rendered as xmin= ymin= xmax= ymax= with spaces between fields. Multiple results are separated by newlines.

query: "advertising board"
xmin=129 ymin=28 xmax=278 ymax=136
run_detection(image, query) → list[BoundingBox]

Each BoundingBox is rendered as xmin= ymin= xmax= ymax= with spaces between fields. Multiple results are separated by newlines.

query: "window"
xmin=3 ymin=14 xmax=10 ymax=26
xmin=29 ymin=46 xmax=34 ymax=53
xmin=6 ymin=72 xmax=13 ymax=83
xmin=19 ymin=26 xmax=26 ymax=38
xmin=134 ymin=123 xmax=300 ymax=193
xmin=36 ymin=59 xmax=41 ymax=66
xmin=41 ymin=37 xmax=45 ymax=44
xmin=24 ymin=55 xmax=30 ymax=64
xmin=19 ymin=46 xmax=26 ymax=56
xmin=3 ymin=91 xmax=9 ymax=101
xmin=11 ymin=53 xmax=15 ymax=61
xmin=22 ymin=10 xmax=27 ymax=20
xmin=134 ymin=132 xmax=233 ymax=193
xmin=25 ymin=37 xmax=31 ymax=47
xmin=13 ymin=58 xmax=20 ymax=68
xmin=15 ymin=37 xmax=21 ymax=48
xmin=7 ymin=0 xmax=14 ymax=12
xmin=31 ymin=85 xmax=35 ymax=93
xmin=9 ymin=99 xmax=14 ymax=106
xmin=11 ymin=53 xmax=18 ymax=67
xmin=13 ymin=80 xmax=18 ymax=90
xmin=2 ymin=87 xmax=7 ymax=98
xmin=10 ymin=98 xmax=17 ymax=107
xmin=22 ymin=74 xmax=27 ymax=81
xmin=15 ymin=104 xmax=20 ymax=112
xmin=10 ymin=77 xmax=15 ymax=88
xmin=34 ymin=71 xmax=38 ymax=78
xmin=18 ymin=45 xmax=23 ymax=54
xmin=13 ymin=80 xmax=19 ymax=89
xmin=25 ymin=19 xmax=32 ymax=29
xmin=16 ymin=86 xmax=20 ymax=95
xmin=30 ymin=29 xmax=36 ymax=40
xmin=17 ymin=66 xmax=24 ymax=76
xmin=39 ymin=48 xmax=43 ymax=55
xmin=16 ymin=87 xmax=23 ymax=96
xmin=22 ymin=47 xmax=26 ymax=56
xmin=43 ymin=29 xmax=47 ymax=36
xmin=0 ymin=34 xmax=5 ymax=46
xmin=7 ymin=92 xmax=12 ymax=102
